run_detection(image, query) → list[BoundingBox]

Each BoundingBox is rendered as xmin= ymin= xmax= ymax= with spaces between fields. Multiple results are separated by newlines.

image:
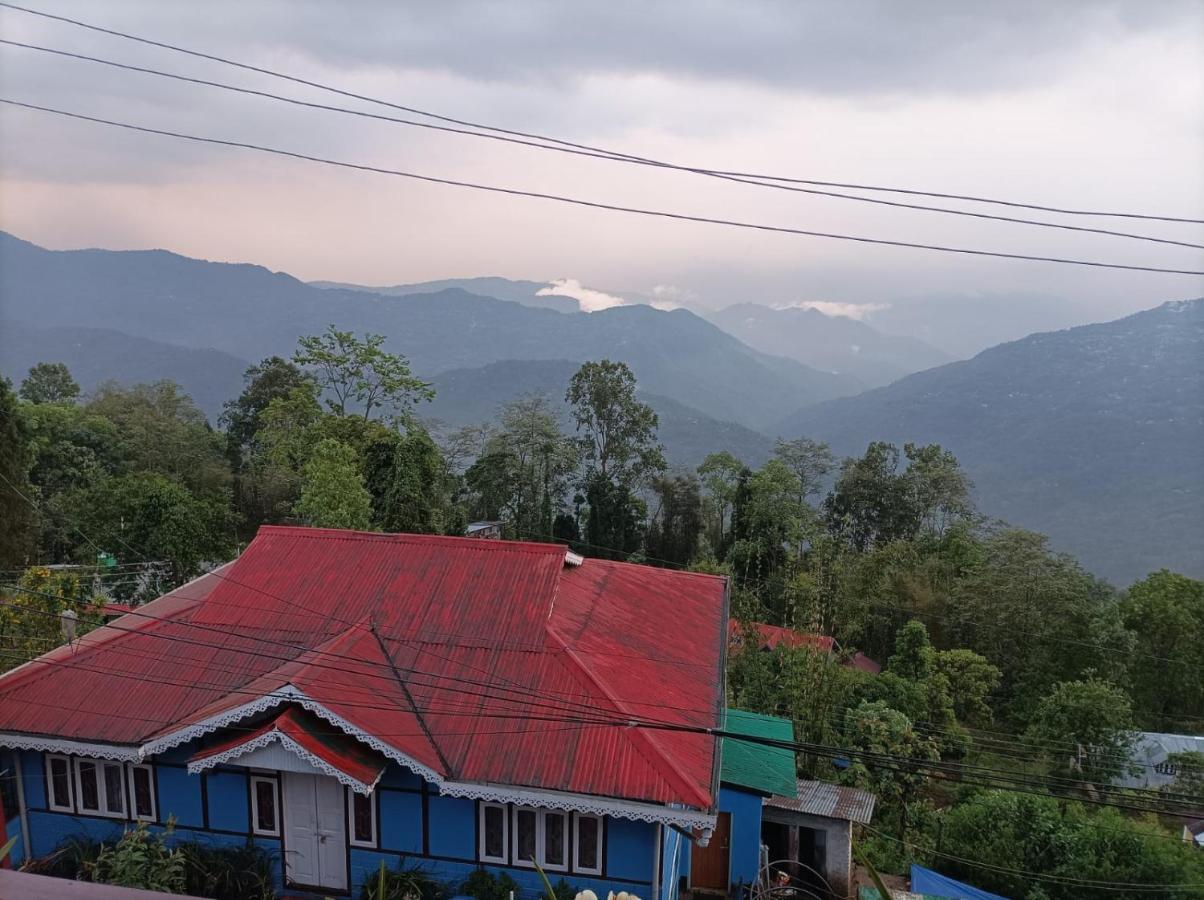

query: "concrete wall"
xmin=762 ymin=807 xmax=854 ymax=899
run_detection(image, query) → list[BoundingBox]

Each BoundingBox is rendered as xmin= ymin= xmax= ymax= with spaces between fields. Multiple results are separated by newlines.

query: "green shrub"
xmin=361 ymin=860 xmax=447 ymax=900
xmin=461 ymin=867 xmax=520 ymax=900
xmin=176 ymin=839 xmax=278 ymax=900
xmin=22 ymin=835 xmax=105 ymax=879
xmin=90 ymin=822 xmax=186 ymax=893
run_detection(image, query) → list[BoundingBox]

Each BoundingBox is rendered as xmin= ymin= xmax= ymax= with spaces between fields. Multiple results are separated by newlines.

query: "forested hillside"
xmin=779 ymin=299 xmax=1204 ymax=584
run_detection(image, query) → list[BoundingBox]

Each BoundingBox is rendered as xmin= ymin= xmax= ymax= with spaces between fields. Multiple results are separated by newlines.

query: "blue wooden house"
xmin=0 ymin=528 xmax=730 ymax=897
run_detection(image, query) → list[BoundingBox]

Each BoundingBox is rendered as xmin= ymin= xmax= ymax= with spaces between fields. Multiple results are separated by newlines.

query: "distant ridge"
xmin=777 ymin=298 xmax=1204 ymax=584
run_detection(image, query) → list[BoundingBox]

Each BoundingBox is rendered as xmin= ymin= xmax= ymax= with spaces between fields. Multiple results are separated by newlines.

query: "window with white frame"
xmin=45 ymin=754 xmax=74 ymax=812
xmin=347 ymin=787 xmax=376 ymax=847
xmin=250 ymin=775 xmax=280 ymax=836
xmin=127 ymin=764 xmax=156 ymax=822
xmin=511 ymin=806 xmax=571 ymax=872
xmin=74 ymin=758 xmax=126 ymax=818
xmin=478 ymin=802 xmax=508 ymax=864
xmin=573 ymin=812 xmax=603 ymax=875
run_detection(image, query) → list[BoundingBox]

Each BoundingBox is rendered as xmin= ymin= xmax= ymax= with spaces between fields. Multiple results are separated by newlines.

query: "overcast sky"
xmin=1 ymin=0 xmax=1202 ymax=345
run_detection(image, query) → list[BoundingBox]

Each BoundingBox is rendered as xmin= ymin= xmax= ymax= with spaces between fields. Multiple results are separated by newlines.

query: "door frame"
xmin=687 ymin=810 xmax=731 ymax=893
xmin=279 ymin=771 xmax=351 ymax=894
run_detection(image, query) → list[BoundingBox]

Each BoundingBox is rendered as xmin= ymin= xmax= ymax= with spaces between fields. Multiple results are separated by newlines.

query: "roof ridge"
xmin=369 ymin=626 xmax=452 ymax=776
xmin=255 ymin=525 xmax=567 ymax=554
xmin=546 ymin=626 xmax=712 ymax=810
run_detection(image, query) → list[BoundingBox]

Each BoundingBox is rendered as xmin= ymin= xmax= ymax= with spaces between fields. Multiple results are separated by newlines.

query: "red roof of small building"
xmin=728 ymin=620 xmax=836 ymax=654
xmin=0 ymin=527 xmax=728 ymax=813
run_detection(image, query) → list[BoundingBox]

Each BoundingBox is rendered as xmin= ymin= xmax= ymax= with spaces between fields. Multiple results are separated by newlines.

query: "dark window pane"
xmin=78 ymin=762 xmax=99 ymax=811
xmin=254 ymin=780 xmax=276 ymax=832
xmin=353 ymin=792 xmax=373 ymax=843
xmin=515 ymin=809 xmax=537 ymax=862
xmin=133 ymin=768 xmax=153 ymax=819
xmin=577 ymin=816 xmax=600 ymax=869
xmin=483 ymin=806 xmax=505 ymax=858
xmin=50 ymin=758 xmax=71 ymax=808
xmin=544 ymin=812 xmax=566 ymax=866
xmin=103 ymin=764 xmax=125 ymax=815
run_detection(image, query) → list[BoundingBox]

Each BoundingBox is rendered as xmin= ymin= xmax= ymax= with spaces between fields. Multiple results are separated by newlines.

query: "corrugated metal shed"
xmin=720 ymin=708 xmax=797 ymax=797
xmin=765 ymin=779 xmax=876 ymax=824
xmin=0 ymin=526 xmax=728 ymax=811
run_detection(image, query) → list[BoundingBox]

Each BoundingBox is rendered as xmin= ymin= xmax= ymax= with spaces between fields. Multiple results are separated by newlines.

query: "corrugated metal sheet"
xmin=0 ymin=526 xmax=727 ymax=811
xmin=720 ymin=708 xmax=797 ymax=797
xmin=728 ymin=620 xmax=835 ymax=653
xmin=765 ymin=778 xmax=876 ymax=824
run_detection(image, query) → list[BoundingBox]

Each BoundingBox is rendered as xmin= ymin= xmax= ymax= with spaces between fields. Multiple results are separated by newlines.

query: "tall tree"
xmin=19 ymin=362 xmax=80 ymax=405
xmin=774 ymin=436 xmax=835 ymax=510
xmin=464 ymin=396 xmax=578 ymax=540
xmin=565 ymin=360 xmax=664 ymax=484
xmin=293 ymin=326 xmax=433 ymax=420
xmin=0 ymin=378 xmax=36 ymax=568
xmin=293 ymin=439 xmax=373 ymax=531
xmin=566 ymin=361 xmax=663 ymax=557
xmin=220 ymin=356 xmax=310 ymax=458
xmin=697 ymin=451 xmax=744 ymax=556
xmin=1025 ymin=675 xmax=1138 ymax=784
xmin=1120 ymin=570 xmax=1204 ymax=730
xmin=367 ymin=426 xmax=462 ymax=535
xmin=645 ymin=473 xmax=704 ymax=566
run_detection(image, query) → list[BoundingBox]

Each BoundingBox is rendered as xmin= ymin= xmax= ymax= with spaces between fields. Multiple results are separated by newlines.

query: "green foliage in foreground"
xmin=936 ymin=791 xmax=1204 ymax=899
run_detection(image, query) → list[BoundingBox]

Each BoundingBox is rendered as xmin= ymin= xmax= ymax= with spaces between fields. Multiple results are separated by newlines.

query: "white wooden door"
xmin=282 ymin=773 xmax=348 ymax=891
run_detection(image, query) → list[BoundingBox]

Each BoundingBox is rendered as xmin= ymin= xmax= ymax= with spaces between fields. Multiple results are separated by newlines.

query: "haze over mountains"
xmin=0 ymin=231 xmax=1199 ymax=584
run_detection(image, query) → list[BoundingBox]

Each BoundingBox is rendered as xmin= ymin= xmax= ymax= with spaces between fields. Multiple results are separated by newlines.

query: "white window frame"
xmin=511 ymin=805 xmax=540 ymax=868
xmin=346 ymin=787 xmax=377 ymax=848
xmin=478 ymin=801 xmax=508 ymax=864
xmin=249 ymin=775 xmax=280 ymax=837
xmin=126 ymin=763 xmax=157 ymax=823
xmin=540 ymin=808 xmax=570 ymax=873
xmin=573 ymin=812 xmax=604 ymax=876
xmin=45 ymin=754 xmax=74 ymax=813
xmin=74 ymin=758 xmax=126 ymax=819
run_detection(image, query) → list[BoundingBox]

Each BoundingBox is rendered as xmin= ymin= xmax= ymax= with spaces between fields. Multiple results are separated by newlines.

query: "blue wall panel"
xmin=156 ymin=766 xmax=203 ymax=829
xmin=19 ymin=751 xmax=42 ymax=811
xmin=379 ymin=789 xmax=423 ymax=854
xmin=606 ymin=817 xmax=656 ymax=883
xmin=426 ymin=793 xmax=474 ymax=860
xmin=719 ymin=786 xmax=763 ymax=888
xmin=205 ymin=770 xmax=248 ymax=834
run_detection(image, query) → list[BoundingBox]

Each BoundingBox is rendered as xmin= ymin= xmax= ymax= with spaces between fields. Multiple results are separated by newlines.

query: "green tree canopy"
xmin=566 ymin=360 xmax=664 ymax=485
xmin=1120 ymin=570 xmax=1204 ymax=730
xmin=19 ymin=362 xmax=80 ymax=405
xmin=293 ymin=439 xmax=373 ymax=531
xmin=0 ymin=377 xmax=36 ymax=568
xmin=220 ymin=356 xmax=311 ymax=457
xmin=1025 ymin=675 xmax=1138 ymax=784
xmin=294 ymin=326 xmax=433 ymax=420
xmin=645 ymin=473 xmax=704 ymax=566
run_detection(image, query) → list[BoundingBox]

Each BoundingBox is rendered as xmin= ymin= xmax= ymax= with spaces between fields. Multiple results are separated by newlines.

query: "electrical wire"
xmin=3 ymin=38 xmax=1202 ymax=252
xmin=1 ymin=1 xmax=1200 ymax=225
xmin=4 ymin=98 xmax=1203 ymax=277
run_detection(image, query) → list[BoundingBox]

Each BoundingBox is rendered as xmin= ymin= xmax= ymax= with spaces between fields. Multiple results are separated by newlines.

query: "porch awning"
xmin=186 ymin=706 xmax=387 ymax=793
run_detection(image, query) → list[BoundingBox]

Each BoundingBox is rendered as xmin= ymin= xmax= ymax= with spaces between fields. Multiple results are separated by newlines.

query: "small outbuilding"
xmin=763 ymin=779 xmax=876 ymax=899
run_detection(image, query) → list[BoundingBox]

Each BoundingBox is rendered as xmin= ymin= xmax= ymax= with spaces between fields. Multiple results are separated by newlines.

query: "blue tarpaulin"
xmin=910 ymin=865 xmax=1009 ymax=900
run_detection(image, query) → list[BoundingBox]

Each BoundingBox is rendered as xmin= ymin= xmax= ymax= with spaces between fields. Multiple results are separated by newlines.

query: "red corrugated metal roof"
xmin=0 ymin=527 xmax=727 ymax=811
xmin=190 ymin=707 xmax=386 ymax=788
xmin=728 ymin=620 xmax=836 ymax=653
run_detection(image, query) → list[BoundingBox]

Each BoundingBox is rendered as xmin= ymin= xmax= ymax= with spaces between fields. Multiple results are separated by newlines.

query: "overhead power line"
xmin=3 ymin=39 xmax=1202 ymax=252
xmin=4 ymin=98 xmax=1202 ymax=277
xmin=1 ymin=1 xmax=1201 ymax=226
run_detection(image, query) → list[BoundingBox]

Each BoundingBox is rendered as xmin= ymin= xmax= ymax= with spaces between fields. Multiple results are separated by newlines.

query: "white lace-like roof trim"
xmin=0 ymin=733 xmax=141 ymax=761
xmin=186 ymin=729 xmax=380 ymax=794
xmin=439 ymin=781 xmax=716 ymax=830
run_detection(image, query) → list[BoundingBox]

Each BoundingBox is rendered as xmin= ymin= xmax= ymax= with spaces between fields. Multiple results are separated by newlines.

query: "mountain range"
xmin=1 ymin=231 xmax=1199 ymax=584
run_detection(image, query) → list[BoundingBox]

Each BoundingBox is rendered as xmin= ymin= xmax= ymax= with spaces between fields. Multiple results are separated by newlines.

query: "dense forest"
xmin=2 ymin=327 xmax=1202 ymax=895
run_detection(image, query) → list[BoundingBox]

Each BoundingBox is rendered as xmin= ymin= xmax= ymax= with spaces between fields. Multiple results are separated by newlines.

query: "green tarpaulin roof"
xmin=721 ymin=708 xmax=797 ymax=797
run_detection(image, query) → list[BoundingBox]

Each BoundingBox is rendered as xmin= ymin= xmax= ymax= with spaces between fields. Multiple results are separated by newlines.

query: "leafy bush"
xmin=461 ymin=867 xmax=520 ymax=900
xmin=22 ymin=835 xmax=105 ymax=879
xmin=361 ymin=860 xmax=447 ymax=900
xmin=90 ymin=822 xmax=186 ymax=893
xmin=177 ymin=839 xmax=278 ymax=900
